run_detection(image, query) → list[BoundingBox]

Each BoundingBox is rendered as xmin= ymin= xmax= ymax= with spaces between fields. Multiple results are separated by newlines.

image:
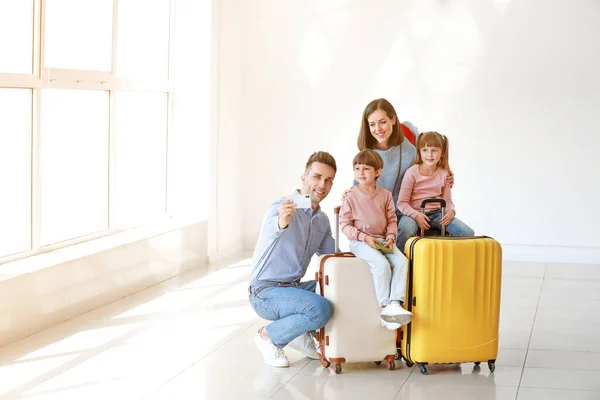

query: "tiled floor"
xmin=1 ymin=254 xmax=600 ymax=399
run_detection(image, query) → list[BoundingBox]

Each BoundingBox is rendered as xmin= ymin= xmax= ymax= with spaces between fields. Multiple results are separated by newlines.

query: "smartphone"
xmin=375 ymin=241 xmax=394 ymax=254
xmin=285 ymin=193 xmax=311 ymax=209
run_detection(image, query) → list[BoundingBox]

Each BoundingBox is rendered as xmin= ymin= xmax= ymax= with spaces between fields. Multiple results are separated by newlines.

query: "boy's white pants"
xmin=349 ymin=239 xmax=409 ymax=307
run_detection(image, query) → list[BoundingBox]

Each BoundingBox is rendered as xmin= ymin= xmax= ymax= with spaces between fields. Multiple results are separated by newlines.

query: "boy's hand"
xmin=446 ymin=170 xmax=455 ymax=188
xmin=385 ymin=238 xmax=394 ymax=250
xmin=415 ymin=213 xmax=430 ymax=230
xmin=440 ymin=210 xmax=455 ymax=226
xmin=365 ymin=235 xmax=378 ymax=249
xmin=278 ymin=199 xmax=296 ymax=229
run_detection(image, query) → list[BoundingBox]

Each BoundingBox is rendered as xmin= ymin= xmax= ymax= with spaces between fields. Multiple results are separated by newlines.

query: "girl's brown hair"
xmin=357 ymin=98 xmax=404 ymax=150
xmin=414 ymin=131 xmax=450 ymax=170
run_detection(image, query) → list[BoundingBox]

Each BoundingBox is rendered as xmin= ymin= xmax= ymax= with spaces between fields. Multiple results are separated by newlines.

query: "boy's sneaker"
xmin=381 ymin=301 xmax=412 ymax=326
xmin=381 ymin=318 xmax=401 ymax=330
xmin=287 ymin=332 xmax=320 ymax=359
xmin=254 ymin=331 xmax=289 ymax=367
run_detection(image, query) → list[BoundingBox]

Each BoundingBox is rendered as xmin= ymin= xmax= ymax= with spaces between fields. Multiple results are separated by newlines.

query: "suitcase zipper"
xmin=404 ymin=237 xmax=422 ymax=362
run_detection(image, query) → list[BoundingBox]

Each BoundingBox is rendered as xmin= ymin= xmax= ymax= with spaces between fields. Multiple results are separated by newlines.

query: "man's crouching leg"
xmin=250 ymin=282 xmax=334 ymax=367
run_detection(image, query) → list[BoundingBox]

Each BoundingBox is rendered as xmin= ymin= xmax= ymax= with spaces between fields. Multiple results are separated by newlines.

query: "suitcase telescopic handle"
xmin=419 ymin=198 xmax=446 ymax=237
xmin=334 ymin=206 xmax=341 ymax=253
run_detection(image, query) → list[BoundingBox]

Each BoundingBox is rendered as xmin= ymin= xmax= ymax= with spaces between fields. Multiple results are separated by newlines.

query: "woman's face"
xmin=367 ymin=109 xmax=397 ymax=148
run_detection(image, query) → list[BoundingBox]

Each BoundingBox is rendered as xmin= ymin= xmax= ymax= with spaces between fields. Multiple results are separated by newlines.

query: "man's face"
xmin=300 ymin=162 xmax=336 ymax=206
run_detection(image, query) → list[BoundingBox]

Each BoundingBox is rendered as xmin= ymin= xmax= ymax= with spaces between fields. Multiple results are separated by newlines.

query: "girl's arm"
xmin=397 ymin=169 xmax=420 ymax=219
xmin=339 ymin=197 xmax=367 ymax=241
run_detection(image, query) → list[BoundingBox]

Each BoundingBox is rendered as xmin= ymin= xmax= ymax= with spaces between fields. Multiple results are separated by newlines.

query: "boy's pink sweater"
xmin=397 ymin=165 xmax=455 ymax=219
xmin=339 ymin=186 xmax=397 ymax=242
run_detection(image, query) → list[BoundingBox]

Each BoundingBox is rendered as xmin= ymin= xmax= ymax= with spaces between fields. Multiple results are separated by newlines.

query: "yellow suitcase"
xmin=399 ymin=224 xmax=502 ymax=375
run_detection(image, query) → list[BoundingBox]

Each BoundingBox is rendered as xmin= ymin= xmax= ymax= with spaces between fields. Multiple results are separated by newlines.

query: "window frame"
xmin=0 ymin=0 xmax=177 ymax=264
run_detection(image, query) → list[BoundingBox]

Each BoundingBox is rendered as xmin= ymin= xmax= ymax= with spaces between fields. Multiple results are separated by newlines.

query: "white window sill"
xmin=0 ymin=218 xmax=206 ymax=282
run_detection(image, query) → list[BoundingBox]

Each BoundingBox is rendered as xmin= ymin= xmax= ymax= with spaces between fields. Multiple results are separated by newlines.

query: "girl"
xmin=396 ymin=131 xmax=474 ymax=250
xmin=339 ymin=149 xmax=412 ymax=330
xmin=349 ymin=98 xmax=453 ymax=249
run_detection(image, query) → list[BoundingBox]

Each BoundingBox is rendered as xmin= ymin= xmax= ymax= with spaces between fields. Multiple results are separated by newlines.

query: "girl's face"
xmin=367 ymin=109 xmax=396 ymax=148
xmin=353 ymin=164 xmax=381 ymax=185
xmin=420 ymin=145 xmax=443 ymax=167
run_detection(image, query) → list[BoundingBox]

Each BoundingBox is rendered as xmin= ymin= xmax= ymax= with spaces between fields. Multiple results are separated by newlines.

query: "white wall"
xmin=208 ymin=0 xmax=246 ymax=262
xmin=170 ymin=0 xmax=213 ymax=222
xmin=214 ymin=0 xmax=600 ymax=264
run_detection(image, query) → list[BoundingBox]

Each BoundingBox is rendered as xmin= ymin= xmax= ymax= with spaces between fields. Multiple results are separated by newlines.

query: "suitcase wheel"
xmin=417 ymin=363 xmax=429 ymax=375
xmin=488 ymin=360 xmax=496 ymax=373
xmin=374 ymin=361 xmax=382 ymax=365
xmin=387 ymin=360 xmax=395 ymax=371
xmin=320 ymin=358 xmax=331 ymax=368
xmin=333 ymin=364 xmax=342 ymax=374
xmin=474 ymin=362 xmax=481 ymax=366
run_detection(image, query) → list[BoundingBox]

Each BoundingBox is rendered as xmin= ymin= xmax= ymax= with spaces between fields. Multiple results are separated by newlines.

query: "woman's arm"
xmin=440 ymin=171 xmax=457 ymax=225
xmin=446 ymin=170 xmax=455 ymax=188
xmin=398 ymin=140 xmax=417 ymax=188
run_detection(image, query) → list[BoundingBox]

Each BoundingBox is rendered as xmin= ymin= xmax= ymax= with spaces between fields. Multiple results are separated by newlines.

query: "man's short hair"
xmin=305 ymin=151 xmax=337 ymax=173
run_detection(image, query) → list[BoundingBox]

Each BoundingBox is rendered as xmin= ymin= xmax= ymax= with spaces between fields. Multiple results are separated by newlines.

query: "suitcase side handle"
xmin=419 ymin=198 xmax=446 ymax=236
xmin=334 ymin=206 xmax=341 ymax=253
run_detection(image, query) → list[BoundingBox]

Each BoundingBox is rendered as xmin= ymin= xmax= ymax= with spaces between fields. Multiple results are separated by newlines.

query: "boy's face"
xmin=300 ymin=162 xmax=335 ymax=205
xmin=353 ymin=163 xmax=381 ymax=185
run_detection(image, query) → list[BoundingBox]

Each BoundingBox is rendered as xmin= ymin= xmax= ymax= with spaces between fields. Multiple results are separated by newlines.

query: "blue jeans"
xmin=396 ymin=210 xmax=475 ymax=251
xmin=349 ymin=239 xmax=408 ymax=306
xmin=249 ymin=280 xmax=334 ymax=348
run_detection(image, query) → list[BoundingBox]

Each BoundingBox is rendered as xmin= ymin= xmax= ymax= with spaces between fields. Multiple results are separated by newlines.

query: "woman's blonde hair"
xmin=414 ymin=131 xmax=450 ymax=170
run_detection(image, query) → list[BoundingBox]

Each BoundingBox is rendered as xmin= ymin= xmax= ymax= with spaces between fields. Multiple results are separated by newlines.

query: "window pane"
xmin=0 ymin=89 xmax=32 ymax=257
xmin=116 ymin=0 xmax=170 ymax=79
xmin=44 ymin=0 xmax=113 ymax=71
xmin=114 ymin=92 xmax=167 ymax=228
xmin=0 ymin=1 xmax=34 ymax=74
xmin=40 ymin=89 xmax=109 ymax=245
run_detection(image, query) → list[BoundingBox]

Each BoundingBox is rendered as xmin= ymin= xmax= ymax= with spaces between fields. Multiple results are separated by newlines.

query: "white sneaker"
xmin=381 ymin=301 xmax=412 ymax=326
xmin=381 ymin=318 xmax=401 ymax=330
xmin=254 ymin=331 xmax=289 ymax=367
xmin=287 ymin=332 xmax=320 ymax=359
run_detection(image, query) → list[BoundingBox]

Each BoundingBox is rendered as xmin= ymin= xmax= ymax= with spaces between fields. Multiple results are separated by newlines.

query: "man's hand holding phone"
xmin=278 ymin=200 xmax=296 ymax=229
xmin=278 ymin=194 xmax=311 ymax=229
xmin=286 ymin=193 xmax=311 ymax=209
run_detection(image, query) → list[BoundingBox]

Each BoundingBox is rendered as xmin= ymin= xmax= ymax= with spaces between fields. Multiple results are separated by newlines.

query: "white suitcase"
xmin=315 ymin=207 xmax=398 ymax=374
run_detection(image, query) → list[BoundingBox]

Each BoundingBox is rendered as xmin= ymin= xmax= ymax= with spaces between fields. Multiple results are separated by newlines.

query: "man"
xmin=248 ymin=151 xmax=337 ymax=367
